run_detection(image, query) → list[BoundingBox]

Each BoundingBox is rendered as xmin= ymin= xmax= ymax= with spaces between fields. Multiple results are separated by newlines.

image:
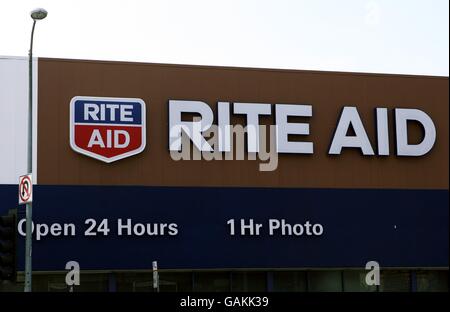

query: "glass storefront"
xmin=2 ymin=269 xmax=447 ymax=292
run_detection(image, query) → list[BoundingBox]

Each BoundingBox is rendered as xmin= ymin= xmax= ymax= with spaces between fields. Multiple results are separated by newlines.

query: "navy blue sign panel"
xmin=0 ymin=185 xmax=447 ymax=271
xmin=72 ymin=98 xmax=143 ymax=125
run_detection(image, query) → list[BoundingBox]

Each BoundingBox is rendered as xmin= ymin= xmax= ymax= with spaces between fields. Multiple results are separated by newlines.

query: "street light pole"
xmin=24 ymin=8 xmax=47 ymax=293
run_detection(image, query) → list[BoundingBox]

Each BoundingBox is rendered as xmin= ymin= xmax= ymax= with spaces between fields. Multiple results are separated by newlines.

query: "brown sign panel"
xmin=37 ymin=58 xmax=448 ymax=189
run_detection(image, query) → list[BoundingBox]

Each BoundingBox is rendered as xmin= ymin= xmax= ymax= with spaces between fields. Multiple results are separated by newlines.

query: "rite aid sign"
xmin=69 ymin=96 xmax=436 ymax=163
xmin=70 ymin=96 xmax=146 ymax=163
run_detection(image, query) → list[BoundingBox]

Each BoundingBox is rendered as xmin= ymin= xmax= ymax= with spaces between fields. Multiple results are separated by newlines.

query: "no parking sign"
xmin=18 ymin=174 xmax=33 ymax=205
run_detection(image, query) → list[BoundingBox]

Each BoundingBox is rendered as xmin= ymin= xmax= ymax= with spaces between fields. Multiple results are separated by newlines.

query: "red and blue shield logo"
xmin=70 ymin=96 xmax=146 ymax=163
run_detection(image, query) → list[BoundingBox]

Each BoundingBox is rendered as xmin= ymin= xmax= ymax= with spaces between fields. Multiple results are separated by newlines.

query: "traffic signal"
xmin=0 ymin=211 xmax=16 ymax=282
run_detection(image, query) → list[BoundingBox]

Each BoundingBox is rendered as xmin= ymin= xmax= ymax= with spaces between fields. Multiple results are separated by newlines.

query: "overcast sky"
xmin=1 ymin=0 xmax=448 ymax=76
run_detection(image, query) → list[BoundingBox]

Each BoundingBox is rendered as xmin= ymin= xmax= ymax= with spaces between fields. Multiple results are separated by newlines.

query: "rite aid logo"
xmin=70 ymin=96 xmax=146 ymax=163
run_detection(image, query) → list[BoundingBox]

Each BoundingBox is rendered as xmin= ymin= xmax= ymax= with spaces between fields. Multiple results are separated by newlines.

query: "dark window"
xmin=343 ymin=270 xmax=377 ymax=292
xmin=159 ymin=272 xmax=193 ymax=292
xmin=273 ymin=271 xmax=307 ymax=292
xmin=307 ymin=271 xmax=342 ymax=292
xmin=231 ymin=271 xmax=266 ymax=292
xmin=380 ymin=271 xmax=410 ymax=292
xmin=193 ymin=272 xmax=230 ymax=292
xmin=116 ymin=272 xmax=154 ymax=292
xmin=417 ymin=270 xmax=449 ymax=292
xmin=33 ymin=273 xmax=108 ymax=292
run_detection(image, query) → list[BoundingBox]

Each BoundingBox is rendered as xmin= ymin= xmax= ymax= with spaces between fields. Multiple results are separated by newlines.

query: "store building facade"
xmin=0 ymin=56 xmax=448 ymax=291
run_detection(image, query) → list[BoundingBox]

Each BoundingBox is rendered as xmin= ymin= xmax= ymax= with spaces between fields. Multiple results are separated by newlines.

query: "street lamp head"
xmin=30 ymin=8 xmax=47 ymax=20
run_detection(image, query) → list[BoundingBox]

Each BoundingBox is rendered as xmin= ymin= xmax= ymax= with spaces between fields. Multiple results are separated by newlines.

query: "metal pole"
xmin=24 ymin=19 xmax=36 ymax=293
xmin=152 ymin=261 xmax=159 ymax=292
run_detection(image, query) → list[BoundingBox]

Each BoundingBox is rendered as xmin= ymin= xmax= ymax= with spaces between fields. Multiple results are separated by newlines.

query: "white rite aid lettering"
xmin=329 ymin=106 xmax=375 ymax=155
xmin=395 ymin=108 xmax=436 ymax=156
xmin=88 ymin=129 xmax=130 ymax=149
xmin=84 ymin=103 xmax=100 ymax=120
xmin=120 ymin=105 xmax=134 ymax=122
xmin=84 ymin=103 xmax=134 ymax=122
xmin=218 ymin=102 xmax=231 ymax=152
xmin=88 ymin=130 xmax=105 ymax=148
xmin=103 ymin=104 xmax=119 ymax=121
xmin=275 ymin=104 xmax=313 ymax=154
xmin=376 ymin=108 xmax=390 ymax=156
xmin=169 ymin=100 xmax=311 ymax=154
xmin=169 ymin=100 xmax=214 ymax=152
xmin=167 ymin=101 xmax=437 ymax=157
xmin=233 ymin=103 xmax=271 ymax=153
xmin=84 ymin=103 xmax=133 ymax=149
xmin=114 ymin=130 xmax=130 ymax=148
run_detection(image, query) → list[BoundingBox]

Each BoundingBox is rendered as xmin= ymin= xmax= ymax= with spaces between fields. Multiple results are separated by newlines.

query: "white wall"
xmin=0 ymin=56 xmax=38 ymax=184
